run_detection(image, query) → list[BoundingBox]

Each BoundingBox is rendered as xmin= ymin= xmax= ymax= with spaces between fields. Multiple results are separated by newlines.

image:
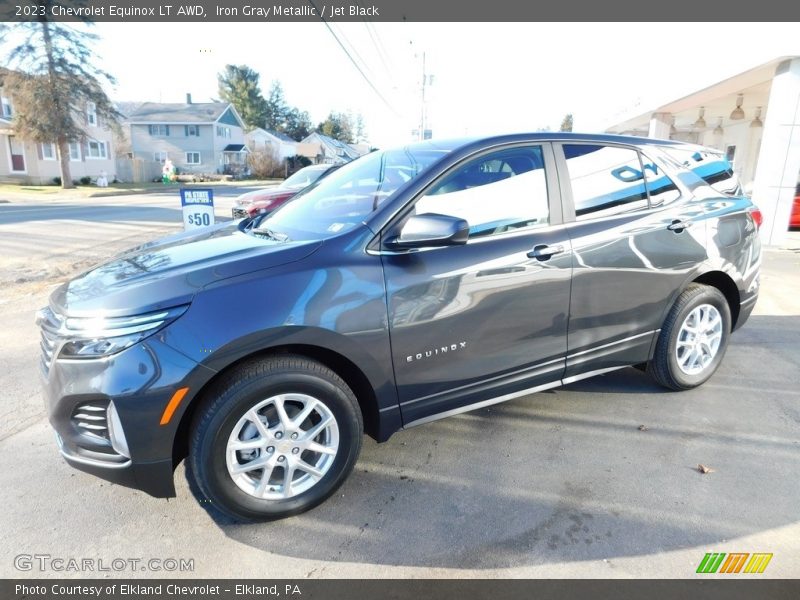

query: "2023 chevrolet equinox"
xmin=38 ymin=133 xmax=761 ymax=521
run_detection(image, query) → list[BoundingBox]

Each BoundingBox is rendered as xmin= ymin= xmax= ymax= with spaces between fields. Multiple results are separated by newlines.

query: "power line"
xmin=306 ymin=0 xmax=401 ymax=118
xmin=359 ymin=11 xmax=395 ymax=79
xmin=329 ymin=21 xmax=377 ymax=81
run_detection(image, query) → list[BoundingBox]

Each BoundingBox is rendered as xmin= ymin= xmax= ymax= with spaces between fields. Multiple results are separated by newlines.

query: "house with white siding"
xmin=245 ymin=128 xmax=297 ymax=159
xmin=299 ymin=132 xmax=366 ymax=165
xmin=0 ymin=88 xmax=115 ymax=184
xmin=127 ymin=96 xmax=247 ymax=175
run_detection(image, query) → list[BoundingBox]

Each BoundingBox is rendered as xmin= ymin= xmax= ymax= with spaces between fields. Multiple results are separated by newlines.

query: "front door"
xmin=8 ymin=136 xmax=25 ymax=172
xmin=380 ymin=143 xmax=573 ymax=426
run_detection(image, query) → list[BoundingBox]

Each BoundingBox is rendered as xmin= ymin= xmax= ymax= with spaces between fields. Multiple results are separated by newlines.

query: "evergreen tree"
xmin=318 ymin=111 xmax=356 ymax=143
xmin=217 ymin=65 xmax=268 ymax=130
xmin=264 ymin=81 xmax=289 ymax=132
xmin=283 ymin=107 xmax=313 ymax=141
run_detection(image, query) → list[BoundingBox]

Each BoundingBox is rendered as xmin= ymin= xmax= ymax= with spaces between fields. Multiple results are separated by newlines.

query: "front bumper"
xmin=42 ymin=335 xmax=215 ymax=498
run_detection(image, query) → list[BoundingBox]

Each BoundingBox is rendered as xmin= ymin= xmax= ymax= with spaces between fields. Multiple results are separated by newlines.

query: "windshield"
xmin=280 ymin=166 xmax=329 ymax=189
xmin=255 ymin=147 xmax=448 ymax=241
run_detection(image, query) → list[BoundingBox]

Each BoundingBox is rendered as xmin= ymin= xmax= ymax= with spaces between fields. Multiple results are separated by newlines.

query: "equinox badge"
xmin=406 ymin=342 xmax=467 ymax=363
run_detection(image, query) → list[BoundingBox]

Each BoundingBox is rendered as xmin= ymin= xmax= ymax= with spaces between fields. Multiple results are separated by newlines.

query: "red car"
xmin=231 ymin=164 xmax=339 ymax=219
xmin=791 ymin=184 xmax=800 ymax=229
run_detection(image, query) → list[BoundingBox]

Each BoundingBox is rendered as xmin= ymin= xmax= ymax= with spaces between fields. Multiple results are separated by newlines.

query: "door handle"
xmin=527 ymin=244 xmax=566 ymax=260
xmin=667 ymin=219 xmax=693 ymax=232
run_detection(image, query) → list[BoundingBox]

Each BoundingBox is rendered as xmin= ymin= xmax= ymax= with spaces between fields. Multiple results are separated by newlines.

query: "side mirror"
xmin=387 ymin=213 xmax=469 ymax=249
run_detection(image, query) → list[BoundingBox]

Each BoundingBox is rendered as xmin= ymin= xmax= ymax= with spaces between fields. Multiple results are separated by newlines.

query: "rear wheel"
xmin=648 ymin=284 xmax=731 ymax=390
xmin=189 ymin=355 xmax=363 ymax=521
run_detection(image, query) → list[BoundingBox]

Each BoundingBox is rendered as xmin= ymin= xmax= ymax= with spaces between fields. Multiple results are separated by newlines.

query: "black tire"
xmin=648 ymin=283 xmax=732 ymax=391
xmin=189 ymin=354 xmax=363 ymax=522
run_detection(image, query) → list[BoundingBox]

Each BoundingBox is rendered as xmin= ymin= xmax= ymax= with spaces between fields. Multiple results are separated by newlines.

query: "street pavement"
xmin=0 ymin=193 xmax=798 ymax=578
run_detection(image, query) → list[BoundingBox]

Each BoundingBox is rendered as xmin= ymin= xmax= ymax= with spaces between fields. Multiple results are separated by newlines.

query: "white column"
xmin=648 ymin=112 xmax=672 ymax=140
xmin=751 ymin=57 xmax=800 ymax=246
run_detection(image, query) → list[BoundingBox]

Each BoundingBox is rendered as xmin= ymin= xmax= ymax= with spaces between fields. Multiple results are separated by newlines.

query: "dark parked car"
xmin=231 ymin=164 xmax=339 ymax=219
xmin=38 ymin=133 xmax=761 ymax=521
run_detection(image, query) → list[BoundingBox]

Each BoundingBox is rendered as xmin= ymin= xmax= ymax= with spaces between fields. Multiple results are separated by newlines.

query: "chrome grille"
xmin=36 ymin=306 xmax=64 ymax=374
xmin=71 ymin=401 xmax=110 ymax=442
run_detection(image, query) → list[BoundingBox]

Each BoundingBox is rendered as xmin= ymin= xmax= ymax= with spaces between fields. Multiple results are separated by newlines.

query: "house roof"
xmin=265 ymin=129 xmax=296 ymax=143
xmin=115 ymin=101 xmax=146 ymax=119
xmin=303 ymin=132 xmax=363 ymax=160
xmin=247 ymin=128 xmax=297 ymax=144
xmin=128 ymin=102 xmax=232 ymax=123
xmin=222 ymin=144 xmax=248 ymax=152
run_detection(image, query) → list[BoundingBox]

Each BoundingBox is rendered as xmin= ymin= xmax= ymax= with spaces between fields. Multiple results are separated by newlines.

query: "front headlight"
xmin=58 ymin=305 xmax=188 ymax=358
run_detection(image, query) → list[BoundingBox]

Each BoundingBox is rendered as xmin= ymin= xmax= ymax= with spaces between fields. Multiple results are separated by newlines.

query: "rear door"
xmin=554 ymin=142 xmax=708 ymax=378
xmin=380 ymin=143 xmax=573 ymax=425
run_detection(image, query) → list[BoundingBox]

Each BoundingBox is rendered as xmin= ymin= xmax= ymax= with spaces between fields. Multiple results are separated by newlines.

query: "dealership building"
xmin=606 ymin=56 xmax=799 ymax=246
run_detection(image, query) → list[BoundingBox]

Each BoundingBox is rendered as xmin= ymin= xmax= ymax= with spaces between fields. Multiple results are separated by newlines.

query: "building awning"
xmin=222 ymin=144 xmax=248 ymax=152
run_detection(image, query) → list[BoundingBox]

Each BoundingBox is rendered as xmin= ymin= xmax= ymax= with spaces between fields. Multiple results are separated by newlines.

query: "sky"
xmin=85 ymin=22 xmax=800 ymax=147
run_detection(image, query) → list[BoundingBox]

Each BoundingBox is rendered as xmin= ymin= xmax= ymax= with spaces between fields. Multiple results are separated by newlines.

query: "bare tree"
xmin=248 ymin=147 xmax=283 ymax=179
xmin=0 ymin=11 xmax=120 ymax=188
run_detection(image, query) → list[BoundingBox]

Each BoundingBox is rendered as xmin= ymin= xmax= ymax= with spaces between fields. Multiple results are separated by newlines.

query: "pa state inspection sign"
xmin=180 ymin=188 xmax=215 ymax=230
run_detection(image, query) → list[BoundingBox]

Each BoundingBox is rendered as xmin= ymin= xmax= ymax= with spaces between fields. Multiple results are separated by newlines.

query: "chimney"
xmin=186 ymin=93 xmax=192 ymax=104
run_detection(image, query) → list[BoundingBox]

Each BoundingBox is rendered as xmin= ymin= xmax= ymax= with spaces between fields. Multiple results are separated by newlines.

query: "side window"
xmin=641 ymin=156 xmax=681 ymax=206
xmin=415 ymin=146 xmax=549 ymax=238
xmin=563 ymin=144 xmax=648 ymax=219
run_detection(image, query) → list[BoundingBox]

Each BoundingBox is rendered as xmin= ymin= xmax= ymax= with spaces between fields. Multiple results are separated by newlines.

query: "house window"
xmin=148 ymin=124 xmax=170 ymax=136
xmin=40 ymin=143 xmax=57 ymax=160
xmin=216 ymin=125 xmax=231 ymax=138
xmin=86 ymin=140 xmax=108 ymax=159
xmin=185 ymin=125 xmax=199 ymax=136
xmin=86 ymin=102 xmax=97 ymax=126
xmin=68 ymin=142 xmax=81 ymax=161
xmin=1 ymin=96 xmax=11 ymax=118
xmin=185 ymin=152 xmax=201 ymax=164
xmin=154 ymin=151 xmax=168 ymax=163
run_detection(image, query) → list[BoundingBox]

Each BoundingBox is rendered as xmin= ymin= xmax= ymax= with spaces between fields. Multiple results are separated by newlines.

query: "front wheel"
xmin=648 ymin=284 xmax=732 ymax=390
xmin=188 ymin=355 xmax=363 ymax=521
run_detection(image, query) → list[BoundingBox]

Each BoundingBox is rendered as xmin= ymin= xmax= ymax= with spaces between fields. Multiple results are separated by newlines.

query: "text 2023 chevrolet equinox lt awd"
xmin=38 ymin=133 xmax=761 ymax=521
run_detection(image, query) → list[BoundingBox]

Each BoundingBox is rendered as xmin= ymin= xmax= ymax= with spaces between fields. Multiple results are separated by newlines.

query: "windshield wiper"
xmin=252 ymin=227 xmax=290 ymax=242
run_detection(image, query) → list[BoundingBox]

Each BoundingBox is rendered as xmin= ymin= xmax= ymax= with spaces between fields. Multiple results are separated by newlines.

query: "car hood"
xmin=50 ymin=222 xmax=322 ymax=317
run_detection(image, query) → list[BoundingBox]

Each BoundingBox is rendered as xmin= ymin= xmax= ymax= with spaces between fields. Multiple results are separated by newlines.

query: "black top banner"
xmin=1 ymin=0 xmax=799 ymax=22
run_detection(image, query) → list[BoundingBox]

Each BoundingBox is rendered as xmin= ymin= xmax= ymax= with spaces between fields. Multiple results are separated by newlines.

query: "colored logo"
xmin=696 ymin=552 xmax=773 ymax=574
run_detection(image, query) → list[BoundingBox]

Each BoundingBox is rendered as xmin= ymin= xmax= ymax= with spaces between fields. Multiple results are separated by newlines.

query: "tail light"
xmin=749 ymin=206 xmax=763 ymax=229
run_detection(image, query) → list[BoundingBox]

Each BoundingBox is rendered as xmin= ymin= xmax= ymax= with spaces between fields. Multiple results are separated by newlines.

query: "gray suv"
xmin=38 ymin=133 xmax=761 ymax=521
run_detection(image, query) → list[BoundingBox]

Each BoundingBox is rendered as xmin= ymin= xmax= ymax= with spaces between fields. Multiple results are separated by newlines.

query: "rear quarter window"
xmin=661 ymin=146 xmax=741 ymax=195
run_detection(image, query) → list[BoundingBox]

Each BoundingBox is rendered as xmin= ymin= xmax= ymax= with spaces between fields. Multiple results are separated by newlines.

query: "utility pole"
xmin=419 ymin=51 xmax=426 ymax=141
xmin=418 ymin=52 xmax=434 ymax=141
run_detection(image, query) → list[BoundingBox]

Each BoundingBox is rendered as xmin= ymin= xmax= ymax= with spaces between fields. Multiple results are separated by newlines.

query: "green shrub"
xmin=79 ymin=176 xmax=91 ymax=185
